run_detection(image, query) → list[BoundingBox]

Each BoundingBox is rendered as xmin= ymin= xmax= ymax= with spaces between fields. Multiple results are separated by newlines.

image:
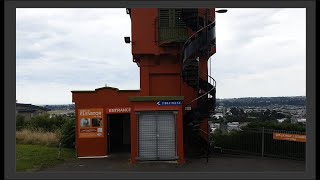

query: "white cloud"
xmin=215 ymin=64 xmax=306 ymax=98
xmin=212 ymin=8 xmax=306 ymax=98
xmin=16 ymin=8 xmax=306 ymax=104
xmin=16 ymin=8 xmax=140 ymax=104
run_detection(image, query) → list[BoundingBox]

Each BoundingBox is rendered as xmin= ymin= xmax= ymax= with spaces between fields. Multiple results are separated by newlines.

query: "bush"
xmin=59 ymin=117 xmax=75 ymax=148
xmin=16 ymin=114 xmax=76 ymax=148
xmin=27 ymin=114 xmax=67 ymax=132
xmin=16 ymin=114 xmax=26 ymax=131
xmin=242 ymin=121 xmax=305 ymax=132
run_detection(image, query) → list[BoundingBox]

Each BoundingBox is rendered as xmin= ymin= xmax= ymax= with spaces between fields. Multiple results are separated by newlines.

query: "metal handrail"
xmin=199 ymin=128 xmax=210 ymax=138
xmin=182 ymin=19 xmax=215 ymax=51
xmin=182 ymin=11 xmax=216 ymax=106
xmin=185 ymin=73 xmax=216 ymax=106
xmin=181 ymin=13 xmax=216 ymax=51
xmin=199 ymin=130 xmax=215 ymax=147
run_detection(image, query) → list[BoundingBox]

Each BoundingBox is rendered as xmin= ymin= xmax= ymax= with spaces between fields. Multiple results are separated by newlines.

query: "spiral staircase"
xmin=180 ymin=9 xmax=217 ymax=160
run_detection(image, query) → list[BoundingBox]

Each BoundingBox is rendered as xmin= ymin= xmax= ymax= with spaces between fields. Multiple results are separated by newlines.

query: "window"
xmin=158 ymin=9 xmax=188 ymax=45
xmin=159 ymin=9 xmax=185 ymax=28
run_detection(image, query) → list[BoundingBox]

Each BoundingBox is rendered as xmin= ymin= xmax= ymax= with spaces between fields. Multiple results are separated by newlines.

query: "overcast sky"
xmin=16 ymin=8 xmax=306 ymax=105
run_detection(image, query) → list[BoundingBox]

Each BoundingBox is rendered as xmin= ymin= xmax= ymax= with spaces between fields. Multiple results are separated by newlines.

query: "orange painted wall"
xmin=139 ymin=56 xmax=182 ymax=96
xmin=73 ymin=88 xmax=185 ymax=164
xmin=138 ymin=55 xmax=199 ymax=109
xmin=130 ymin=8 xmax=186 ymax=58
xmin=72 ymin=88 xmax=139 ymax=157
xmin=131 ymin=8 xmax=216 ymax=112
xmin=131 ymin=8 xmax=158 ymax=55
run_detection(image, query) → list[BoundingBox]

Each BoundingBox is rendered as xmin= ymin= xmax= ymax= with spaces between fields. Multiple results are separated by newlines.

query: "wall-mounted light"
xmin=124 ymin=37 xmax=131 ymax=44
xmin=126 ymin=8 xmax=131 ymax=15
xmin=215 ymin=9 xmax=228 ymax=13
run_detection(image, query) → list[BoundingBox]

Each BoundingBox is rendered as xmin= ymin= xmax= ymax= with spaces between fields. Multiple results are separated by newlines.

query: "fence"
xmin=210 ymin=125 xmax=306 ymax=160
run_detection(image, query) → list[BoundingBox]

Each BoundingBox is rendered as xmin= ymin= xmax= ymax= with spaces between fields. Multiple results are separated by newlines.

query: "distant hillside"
xmin=216 ymin=96 xmax=306 ymax=107
xmin=41 ymin=104 xmax=75 ymax=111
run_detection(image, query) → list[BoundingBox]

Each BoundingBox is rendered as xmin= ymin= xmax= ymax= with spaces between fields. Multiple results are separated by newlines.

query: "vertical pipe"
xmin=261 ymin=127 xmax=264 ymax=158
xmin=209 ymin=57 xmax=211 ymax=98
xmin=107 ymin=114 xmax=110 ymax=154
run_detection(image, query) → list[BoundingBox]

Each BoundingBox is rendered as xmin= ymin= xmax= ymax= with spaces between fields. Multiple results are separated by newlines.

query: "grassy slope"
xmin=16 ymin=144 xmax=75 ymax=172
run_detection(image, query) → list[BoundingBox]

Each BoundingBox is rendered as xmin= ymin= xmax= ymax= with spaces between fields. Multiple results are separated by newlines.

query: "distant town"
xmin=210 ymin=96 xmax=306 ymax=132
xmin=215 ymin=96 xmax=306 ymax=119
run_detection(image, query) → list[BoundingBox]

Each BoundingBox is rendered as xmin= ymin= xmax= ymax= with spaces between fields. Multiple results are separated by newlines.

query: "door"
xmin=157 ymin=112 xmax=176 ymax=160
xmin=138 ymin=111 xmax=177 ymax=161
xmin=107 ymin=115 xmax=110 ymax=154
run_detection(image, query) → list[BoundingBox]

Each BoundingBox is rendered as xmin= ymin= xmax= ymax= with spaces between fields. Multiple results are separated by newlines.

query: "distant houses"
xmin=209 ymin=121 xmax=246 ymax=133
xmin=227 ymin=122 xmax=241 ymax=131
xmin=16 ymin=103 xmax=50 ymax=121
xmin=276 ymin=118 xmax=287 ymax=123
xmin=48 ymin=110 xmax=75 ymax=118
xmin=210 ymin=112 xmax=224 ymax=119
xmin=209 ymin=122 xmax=220 ymax=133
xmin=294 ymin=118 xmax=306 ymax=124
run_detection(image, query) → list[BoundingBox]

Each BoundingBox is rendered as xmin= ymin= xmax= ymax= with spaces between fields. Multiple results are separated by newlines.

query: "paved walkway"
xmin=41 ymin=153 xmax=305 ymax=172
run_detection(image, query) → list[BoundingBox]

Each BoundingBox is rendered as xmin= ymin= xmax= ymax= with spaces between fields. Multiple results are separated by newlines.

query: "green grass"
xmin=16 ymin=144 xmax=75 ymax=172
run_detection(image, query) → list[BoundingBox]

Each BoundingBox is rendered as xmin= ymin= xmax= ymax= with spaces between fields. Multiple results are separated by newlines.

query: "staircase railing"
xmin=185 ymin=73 xmax=216 ymax=106
xmin=181 ymin=18 xmax=215 ymax=65
xmin=181 ymin=11 xmax=217 ymax=160
xmin=198 ymin=129 xmax=211 ymax=162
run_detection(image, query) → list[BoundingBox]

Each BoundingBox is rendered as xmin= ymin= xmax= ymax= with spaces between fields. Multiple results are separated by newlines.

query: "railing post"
xmin=261 ymin=127 xmax=264 ymax=158
xmin=58 ymin=142 xmax=62 ymax=159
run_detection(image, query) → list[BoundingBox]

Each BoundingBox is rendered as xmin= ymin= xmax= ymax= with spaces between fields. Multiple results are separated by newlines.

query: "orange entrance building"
xmin=72 ymin=8 xmax=217 ymax=164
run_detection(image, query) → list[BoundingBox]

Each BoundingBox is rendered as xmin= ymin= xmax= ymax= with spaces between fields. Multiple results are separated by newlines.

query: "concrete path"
xmin=41 ymin=153 xmax=305 ymax=172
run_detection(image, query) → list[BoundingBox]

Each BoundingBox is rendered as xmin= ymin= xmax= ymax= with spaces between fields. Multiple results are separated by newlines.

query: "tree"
xmin=230 ymin=107 xmax=239 ymax=116
xmin=16 ymin=114 xmax=26 ymax=130
xmin=59 ymin=117 xmax=76 ymax=148
xmin=264 ymin=109 xmax=271 ymax=116
xmin=282 ymin=118 xmax=292 ymax=124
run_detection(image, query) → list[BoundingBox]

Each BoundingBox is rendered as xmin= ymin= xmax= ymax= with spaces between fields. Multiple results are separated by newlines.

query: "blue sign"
xmin=156 ymin=101 xmax=182 ymax=106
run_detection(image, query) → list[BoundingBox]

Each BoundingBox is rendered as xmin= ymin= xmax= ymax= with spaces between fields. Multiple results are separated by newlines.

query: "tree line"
xmin=216 ymin=96 xmax=305 ymax=107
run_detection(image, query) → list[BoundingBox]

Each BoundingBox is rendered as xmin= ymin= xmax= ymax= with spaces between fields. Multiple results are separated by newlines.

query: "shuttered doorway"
xmin=137 ymin=111 xmax=177 ymax=161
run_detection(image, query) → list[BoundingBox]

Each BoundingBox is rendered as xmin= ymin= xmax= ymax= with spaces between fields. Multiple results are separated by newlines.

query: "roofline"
xmin=16 ymin=103 xmax=32 ymax=106
xmin=71 ymin=86 xmax=140 ymax=93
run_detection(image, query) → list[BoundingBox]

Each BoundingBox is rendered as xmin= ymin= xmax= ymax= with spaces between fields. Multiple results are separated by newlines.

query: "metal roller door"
xmin=137 ymin=113 xmax=157 ymax=160
xmin=138 ymin=111 xmax=177 ymax=161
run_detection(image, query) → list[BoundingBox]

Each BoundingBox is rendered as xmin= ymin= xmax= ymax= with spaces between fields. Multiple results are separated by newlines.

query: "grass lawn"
xmin=16 ymin=144 xmax=76 ymax=172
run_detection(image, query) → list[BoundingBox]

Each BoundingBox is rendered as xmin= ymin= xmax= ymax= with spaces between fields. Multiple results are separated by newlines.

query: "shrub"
xmin=16 ymin=114 xmax=26 ymax=131
xmin=27 ymin=114 xmax=67 ymax=132
xmin=59 ymin=117 xmax=76 ymax=148
xmin=243 ymin=121 xmax=305 ymax=132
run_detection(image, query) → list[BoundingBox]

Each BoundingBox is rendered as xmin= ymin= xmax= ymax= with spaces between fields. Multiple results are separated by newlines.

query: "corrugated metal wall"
xmin=138 ymin=111 xmax=177 ymax=160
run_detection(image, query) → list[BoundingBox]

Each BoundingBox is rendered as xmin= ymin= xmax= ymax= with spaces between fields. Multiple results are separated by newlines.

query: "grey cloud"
xmin=16 ymin=8 xmax=306 ymax=104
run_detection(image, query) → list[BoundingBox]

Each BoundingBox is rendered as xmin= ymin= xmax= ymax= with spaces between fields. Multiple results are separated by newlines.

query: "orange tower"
xmin=72 ymin=8 xmax=217 ymax=164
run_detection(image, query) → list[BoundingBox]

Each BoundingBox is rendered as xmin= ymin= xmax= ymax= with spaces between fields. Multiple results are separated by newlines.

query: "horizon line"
xmin=18 ymin=95 xmax=306 ymax=106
